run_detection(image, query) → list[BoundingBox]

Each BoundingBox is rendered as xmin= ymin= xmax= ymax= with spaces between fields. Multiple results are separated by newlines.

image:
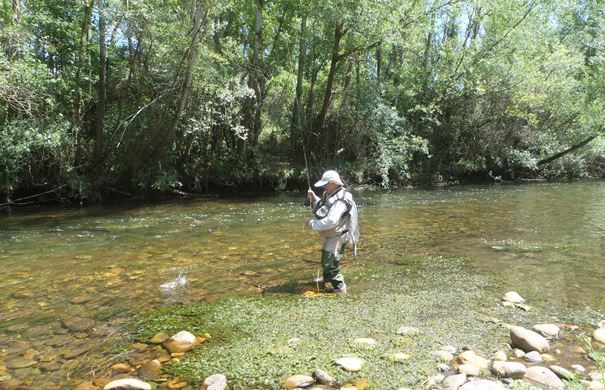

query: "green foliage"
xmin=1 ymin=0 xmax=604 ymax=201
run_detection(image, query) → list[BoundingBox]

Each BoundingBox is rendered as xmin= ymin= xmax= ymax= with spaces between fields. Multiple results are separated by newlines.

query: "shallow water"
xmin=0 ymin=181 xmax=603 ymax=386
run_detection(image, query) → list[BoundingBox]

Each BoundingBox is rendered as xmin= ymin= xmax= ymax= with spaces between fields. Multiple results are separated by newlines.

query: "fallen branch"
xmin=537 ymin=133 xmax=601 ymax=166
xmin=0 ymin=184 xmax=67 ymax=207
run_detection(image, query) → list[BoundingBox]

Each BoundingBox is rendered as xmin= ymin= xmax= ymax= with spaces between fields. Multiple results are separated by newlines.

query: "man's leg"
xmin=321 ymin=242 xmax=346 ymax=290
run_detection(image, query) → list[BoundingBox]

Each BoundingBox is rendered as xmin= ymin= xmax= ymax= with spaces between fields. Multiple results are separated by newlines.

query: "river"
xmin=0 ymin=181 xmax=603 ymax=387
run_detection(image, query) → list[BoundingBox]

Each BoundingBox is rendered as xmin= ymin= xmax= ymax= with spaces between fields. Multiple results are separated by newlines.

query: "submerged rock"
xmin=549 ymin=365 xmax=574 ymax=381
xmin=284 ymin=374 xmax=314 ymax=389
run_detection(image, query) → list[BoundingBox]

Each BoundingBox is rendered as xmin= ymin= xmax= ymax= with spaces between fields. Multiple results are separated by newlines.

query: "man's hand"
xmin=307 ymin=188 xmax=319 ymax=203
xmin=304 ymin=216 xmax=311 ymax=227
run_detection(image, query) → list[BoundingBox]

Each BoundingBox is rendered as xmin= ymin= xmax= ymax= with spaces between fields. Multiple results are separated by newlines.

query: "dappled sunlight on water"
xmin=0 ymin=181 xmax=603 ymax=386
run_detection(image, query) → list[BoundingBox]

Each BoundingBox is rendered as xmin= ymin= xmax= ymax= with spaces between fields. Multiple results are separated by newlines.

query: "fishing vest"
xmin=314 ymin=188 xmax=360 ymax=255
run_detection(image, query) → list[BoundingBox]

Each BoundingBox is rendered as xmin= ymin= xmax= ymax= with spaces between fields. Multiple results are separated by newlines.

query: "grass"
xmin=128 ymin=255 xmax=602 ymax=389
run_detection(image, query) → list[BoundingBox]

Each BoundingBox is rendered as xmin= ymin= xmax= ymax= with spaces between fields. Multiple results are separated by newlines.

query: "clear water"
xmin=0 ymin=181 xmax=603 ymax=385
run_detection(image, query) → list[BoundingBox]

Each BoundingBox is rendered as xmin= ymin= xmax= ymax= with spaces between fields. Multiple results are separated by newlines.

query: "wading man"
xmin=305 ymin=170 xmax=359 ymax=294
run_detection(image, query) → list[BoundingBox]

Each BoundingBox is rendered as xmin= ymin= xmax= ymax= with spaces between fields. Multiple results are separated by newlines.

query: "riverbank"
xmin=66 ymin=256 xmax=605 ymax=390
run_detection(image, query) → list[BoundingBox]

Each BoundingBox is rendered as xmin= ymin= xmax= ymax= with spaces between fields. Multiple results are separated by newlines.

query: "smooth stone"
xmin=352 ymin=338 xmax=377 ymax=347
xmin=137 ymin=359 xmax=161 ymax=379
xmin=163 ymin=331 xmax=198 ymax=353
xmin=103 ymin=378 xmax=152 ymax=390
xmin=549 ymin=365 xmax=574 ymax=380
xmin=514 ymin=303 xmax=531 ymax=311
xmin=524 ymin=366 xmax=565 ymax=389
xmin=111 ymin=363 xmax=131 ymax=373
xmin=443 ymin=373 xmax=466 ymax=389
xmin=586 ymin=381 xmax=605 ymax=390
xmin=201 ymin=374 xmax=228 ymax=390
xmin=523 ymin=351 xmax=543 ymax=363
xmin=460 ymin=379 xmax=506 ymax=390
xmin=396 ymin=326 xmax=420 ymax=336
xmin=437 ymin=363 xmax=450 ymax=372
xmin=594 ymin=327 xmax=605 ymax=344
xmin=501 ymin=301 xmax=514 ymax=307
xmin=589 ymin=372 xmax=605 ymax=381
xmin=61 ymin=317 xmax=95 ymax=332
xmin=7 ymin=324 xmax=30 ymax=333
xmin=599 ymin=320 xmax=605 ymax=328
xmin=502 ymin=291 xmax=524 ymax=304
xmin=62 ymin=344 xmax=92 ymax=359
xmin=532 ymin=324 xmax=560 ymax=339
xmin=513 ymin=349 xmax=526 ymax=358
xmin=510 ymin=326 xmax=549 ymax=353
xmin=312 ymin=369 xmax=334 ymax=386
xmin=571 ymin=364 xmax=586 ymax=373
xmin=491 ymin=361 xmax=526 ymax=379
xmin=149 ymin=332 xmax=170 ymax=344
xmin=432 ymin=350 xmax=454 ymax=362
xmin=452 ymin=350 xmax=489 ymax=369
xmin=284 ymin=374 xmax=314 ymax=389
xmin=541 ymin=353 xmax=556 ymax=362
xmin=6 ymin=357 xmax=37 ymax=369
xmin=458 ymin=364 xmax=480 ymax=376
xmin=493 ymin=351 xmax=507 ymax=361
xmin=335 ymin=357 xmax=363 ymax=372
xmin=439 ymin=345 xmax=458 ymax=354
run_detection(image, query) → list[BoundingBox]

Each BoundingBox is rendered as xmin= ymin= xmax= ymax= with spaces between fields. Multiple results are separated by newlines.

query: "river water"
xmin=0 ymin=181 xmax=603 ymax=386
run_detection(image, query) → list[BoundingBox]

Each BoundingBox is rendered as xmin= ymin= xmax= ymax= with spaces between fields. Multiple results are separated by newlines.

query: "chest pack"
xmin=314 ymin=188 xmax=360 ymax=254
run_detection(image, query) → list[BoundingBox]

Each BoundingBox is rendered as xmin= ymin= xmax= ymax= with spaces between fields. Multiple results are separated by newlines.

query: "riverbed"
xmin=0 ymin=181 xmax=603 ymax=387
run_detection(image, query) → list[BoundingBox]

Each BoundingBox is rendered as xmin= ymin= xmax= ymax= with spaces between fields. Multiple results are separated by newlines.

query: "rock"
xmin=452 ymin=350 xmax=489 ymax=370
xmin=492 ymin=351 xmax=507 ymax=361
xmin=75 ymin=381 xmax=97 ymax=390
xmin=513 ymin=349 xmax=526 ymax=358
xmin=137 ymin=359 xmax=161 ymax=380
xmin=287 ymin=338 xmax=302 ymax=347
xmin=514 ymin=303 xmax=531 ymax=311
xmin=571 ymin=364 xmax=586 ymax=373
xmin=491 ymin=361 xmax=526 ymax=379
xmin=460 ymin=379 xmax=506 ymax=390
xmin=422 ymin=374 xmax=444 ymax=389
xmin=524 ymin=366 xmax=565 ymax=389
xmin=510 ymin=326 xmax=549 ymax=353
xmin=103 ymin=378 xmax=152 ymax=390
xmin=312 ymin=369 xmax=334 ymax=386
xmin=61 ymin=317 xmax=95 ymax=332
xmin=532 ymin=324 xmax=560 ymax=339
xmin=284 ymin=375 xmax=314 ymax=389
xmin=541 ymin=353 xmax=556 ymax=362
xmin=432 ymin=350 xmax=454 ymax=362
xmin=335 ymin=357 xmax=363 ymax=372
xmin=502 ymin=291 xmax=524 ymax=304
xmin=589 ymin=372 xmax=605 ymax=381
xmin=594 ymin=327 xmax=605 ymax=344
xmin=389 ymin=352 xmax=410 ymax=362
xmin=501 ymin=301 xmax=514 ymax=308
xmin=599 ymin=320 xmax=605 ymax=328
xmin=149 ymin=332 xmax=170 ymax=344
xmin=163 ymin=331 xmax=198 ymax=354
xmin=166 ymin=379 xmax=188 ymax=389
xmin=352 ymin=338 xmax=377 ymax=347
xmin=458 ymin=364 xmax=480 ymax=376
xmin=585 ymin=381 xmax=605 ymax=390
xmin=439 ymin=345 xmax=458 ymax=354
xmin=201 ymin=374 xmax=228 ymax=390
xmin=396 ymin=326 xmax=420 ymax=336
xmin=549 ymin=365 xmax=574 ymax=381
xmin=6 ymin=356 xmax=37 ymax=369
xmin=523 ymin=351 xmax=543 ymax=363
xmin=62 ymin=344 xmax=92 ymax=359
xmin=443 ymin=373 xmax=466 ymax=389
xmin=111 ymin=363 xmax=131 ymax=373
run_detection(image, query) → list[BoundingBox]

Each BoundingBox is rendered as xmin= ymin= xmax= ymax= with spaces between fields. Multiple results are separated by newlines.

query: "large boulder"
xmin=510 ymin=326 xmax=549 ymax=353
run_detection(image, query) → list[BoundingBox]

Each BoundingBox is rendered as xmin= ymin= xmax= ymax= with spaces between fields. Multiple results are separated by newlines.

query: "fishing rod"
xmin=295 ymin=94 xmax=311 ymax=189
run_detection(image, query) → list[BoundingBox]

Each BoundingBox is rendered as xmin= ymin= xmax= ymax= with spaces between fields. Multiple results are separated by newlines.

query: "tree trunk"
xmin=290 ymin=14 xmax=307 ymax=159
xmin=74 ymin=0 xmax=94 ymax=166
xmin=315 ymin=23 xmax=345 ymax=132
xmin=94 ymin=0 xmax=107 ymax=191
xmin=12 ymin=0 xmax=20 ymax=23
xmin=537 ymin=135 xmax=599 ymax=166
xmin=158 ymin=0 xmax=203 ymax=156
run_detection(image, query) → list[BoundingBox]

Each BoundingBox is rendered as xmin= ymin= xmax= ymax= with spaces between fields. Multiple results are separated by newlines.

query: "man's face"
xmin=323 ymin=182 xmax=339 ymax=193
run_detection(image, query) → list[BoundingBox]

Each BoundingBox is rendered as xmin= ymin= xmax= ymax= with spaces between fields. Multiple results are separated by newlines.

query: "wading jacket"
xmin=309 ymin=187 xmax=354 ymax=241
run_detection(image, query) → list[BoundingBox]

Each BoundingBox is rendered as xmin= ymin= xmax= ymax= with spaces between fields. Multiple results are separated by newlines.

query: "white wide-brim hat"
xmin=314 ymin=170 xmax=343 ymax=187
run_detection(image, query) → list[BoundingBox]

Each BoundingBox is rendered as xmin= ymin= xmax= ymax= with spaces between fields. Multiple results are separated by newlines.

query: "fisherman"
xmin=305 ymin=170 xmax=359 ymax=294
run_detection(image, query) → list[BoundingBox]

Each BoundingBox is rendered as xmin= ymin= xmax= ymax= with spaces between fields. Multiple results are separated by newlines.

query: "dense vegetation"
xmin=1 ymin=0 xmax=604 ymax=204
